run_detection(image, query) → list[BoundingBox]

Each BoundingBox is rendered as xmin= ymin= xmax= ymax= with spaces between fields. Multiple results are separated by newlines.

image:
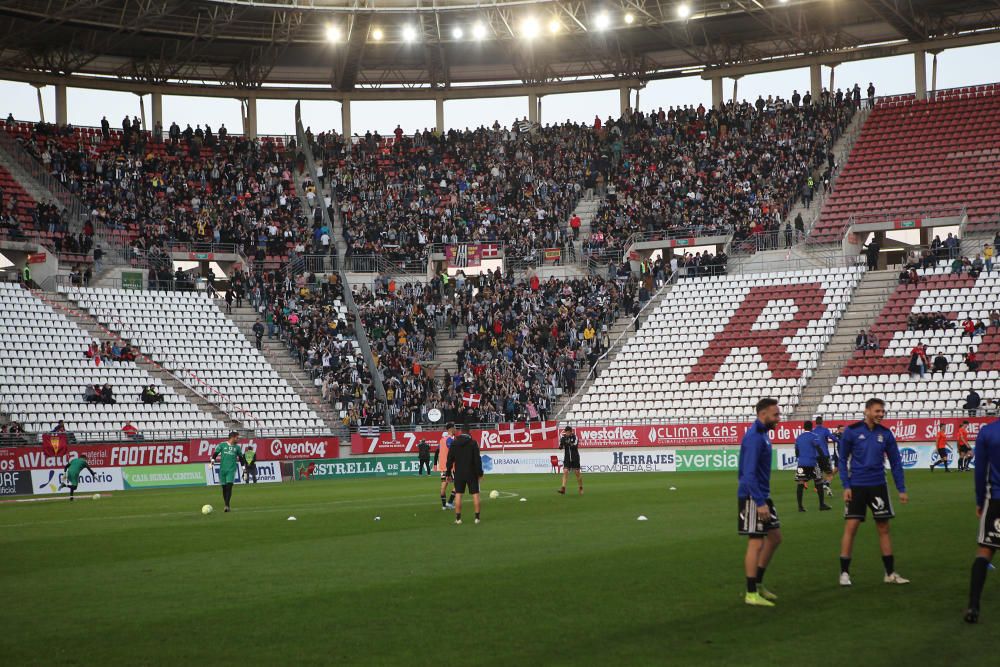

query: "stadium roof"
xmin=1 ymin=0 xmax=999 ymax=97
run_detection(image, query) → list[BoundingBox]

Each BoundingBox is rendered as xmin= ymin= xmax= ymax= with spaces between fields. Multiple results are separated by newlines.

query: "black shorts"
xmin=845 ymin=484 xmax=894 ymax=521
xmin=564 ymin=455 xmax=581 ymax=470
xmin=977 ymin=498 xmax=1000 ymax=549
xmin=738 ymin=497 xmax=780 ymax=537
xmin=440 ymin=471 xmax=449 ymax=482
xmin=454 ymin=477 xmax=480 ymax=495
xmin=959 ymin=445 xmax=972 ymax=455
xmin=795 ymin=464 xmax=820 ymax=483
xmin=817 ymin=456 xmax=833 ymax=475
xmin=937 ymin=448 xmax=949 ymax=460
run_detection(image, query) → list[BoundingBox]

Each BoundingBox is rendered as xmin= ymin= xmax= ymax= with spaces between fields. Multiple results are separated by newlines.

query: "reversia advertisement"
xmin=294 ymin=456 xmax=420 ymax=480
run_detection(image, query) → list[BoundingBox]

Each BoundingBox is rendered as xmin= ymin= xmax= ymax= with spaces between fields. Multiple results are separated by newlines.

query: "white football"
xmin=489 ymin=490 xmax=500 ymax=499
xmin=201 ymin=504 xmax=214 ymax=515
xmin=92 ymin=493 xmax=101 ymax=500
xmin=519 ymin=497 xmax=527 ymax=502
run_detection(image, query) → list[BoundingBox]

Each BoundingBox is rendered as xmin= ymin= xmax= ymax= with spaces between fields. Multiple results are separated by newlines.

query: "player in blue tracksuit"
xmin=837 ymin=398 xmax=910 ymax=587
xmin=794 ymin=421 xmax=830 ymax=512
xmin=813 ymin=416 xmax=835 ymax=498
xmin=965 ymin=419 xmax=1000 ymax=623
xmin=737 ymin=398 xmax=783 ymax=607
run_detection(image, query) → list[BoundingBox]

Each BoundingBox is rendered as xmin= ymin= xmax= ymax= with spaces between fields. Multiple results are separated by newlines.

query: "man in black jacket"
xmin=417 ymin=440 xmax=431 ymax=476
xmin=446 ymin=426 xmax=484 ymax=525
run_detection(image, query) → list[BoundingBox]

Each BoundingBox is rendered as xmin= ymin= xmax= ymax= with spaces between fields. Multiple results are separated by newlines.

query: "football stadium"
xmin=1 ymin=0 xmax=1000 ymax=663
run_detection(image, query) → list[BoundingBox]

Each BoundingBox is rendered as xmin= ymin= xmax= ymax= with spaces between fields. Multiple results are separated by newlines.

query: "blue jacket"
xmin=738 ymin=420 xmax=773 ymax=504
xmin=813 ymin=426 xmax=832 ymax=458
xmin=974 ymin=420 xmax=1000 ymax=507
xmin=794 ymin=431 xmax=820 ymax=466
xmin=839 ymin=421 xmax=906 ymax=491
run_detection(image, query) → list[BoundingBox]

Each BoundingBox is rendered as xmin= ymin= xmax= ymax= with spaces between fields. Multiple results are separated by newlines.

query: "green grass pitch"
xmin=1 ymin=471 xmax=993 ymax=665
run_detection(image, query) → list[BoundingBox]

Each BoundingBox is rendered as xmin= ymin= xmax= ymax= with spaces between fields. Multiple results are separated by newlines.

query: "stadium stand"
xmin=0 ymin=281 xmax=226 ymax=438
xmin=564 ymin=266 xmax=864 ymax=423
xmin=810 ymin=85 xmax=1000 ymax=242
xmin=819 ymin=265 xmax=1000 ymax=416
xmin=61 ymin=286 xmax=329 ymax=432
xmin=589 ymin=96 xmax=856 ymax=255
xmin=4 ymin=119 xmax=308 ymax=274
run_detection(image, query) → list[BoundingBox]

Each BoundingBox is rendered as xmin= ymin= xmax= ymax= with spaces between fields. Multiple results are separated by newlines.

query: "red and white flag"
xmin=461 ymin=392 xmax=482 ymax=408
xmin=481 ymin=244 xmax=499 ymax=258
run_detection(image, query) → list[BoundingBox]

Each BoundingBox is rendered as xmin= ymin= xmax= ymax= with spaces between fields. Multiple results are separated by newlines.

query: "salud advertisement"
xmin=294 ymin=456 xmax=420 ymax=480
xmin=122 ymin=464 xmax=208 ymax=489
xmin=30 ymin=467 xmax=124 ymax=495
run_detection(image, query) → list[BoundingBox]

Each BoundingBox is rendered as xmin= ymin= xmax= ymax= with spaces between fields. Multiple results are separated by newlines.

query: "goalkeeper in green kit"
xmin=58 ymin=454 xmax=96 ymax=500
xmin=212 ymin=431 xmax=246 ymax=512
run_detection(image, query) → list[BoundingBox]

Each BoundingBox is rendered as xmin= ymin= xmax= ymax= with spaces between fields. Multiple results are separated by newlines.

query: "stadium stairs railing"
xmin=294 ymin=102 xmax=388 ymax=415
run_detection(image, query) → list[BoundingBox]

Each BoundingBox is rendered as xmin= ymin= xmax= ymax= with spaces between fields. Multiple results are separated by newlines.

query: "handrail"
xmin=0 ymin=128 xmax=83 ymax=219
xmin=554 ymin=270 xmax=678 ymax=421
xmin=45 ymin=286 xmax=262 ymax=429
xmin=295 ymin=102 xmax=387 ymax=412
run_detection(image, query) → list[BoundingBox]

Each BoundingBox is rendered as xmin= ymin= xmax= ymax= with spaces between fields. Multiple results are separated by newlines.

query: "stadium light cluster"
xmin=323 ymin=5 xmax=728 ymax=44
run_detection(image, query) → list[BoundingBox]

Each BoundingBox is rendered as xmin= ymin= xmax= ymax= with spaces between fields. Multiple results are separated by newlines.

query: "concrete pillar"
xmin=619 ymin=85 xmax=630 ymax=116
xmin=731 ymin=76 xmax=740 ymax=103
xmin=151 ymin=92 xmax=163 ymax=133
xmin=243 ymin=95 xmax=258 ymax=138
xmin=711 ymin=76 xmax=724 ymax=110
xmin=930 ymin=50 xmax=940 ymax=100
xmin=829 ymin=64 xmax=836 ymax=96
xmin=810 ymin=63 xmax=822 ymax=104
xmin=435 ymin=96 xmax=445 ymax=134
xmin=528 ymin=93 xmax=538 ymax=124
xmin=914 ymin=49 xmax=927 ymax=101
xmin=55 ymin=83 xmax=67 ymax=126
xmin=33 ymin=85 xmax=45 ymax=123
xmin=341 ymin=96 xmax=352 ymax=145
xmin=138 ymin=94 xmax=146 ymax=131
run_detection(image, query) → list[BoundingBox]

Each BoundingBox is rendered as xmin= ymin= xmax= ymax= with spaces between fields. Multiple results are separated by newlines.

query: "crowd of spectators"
xmin=449 ymin=270 xmax=637 ymax=424
xmin=311 ymin=121 xmax=591 ymax=268
xmin=8 ymin=118 xmax=317 ymax=272
xmin=587 ymin=94 xmax=856 ymax=256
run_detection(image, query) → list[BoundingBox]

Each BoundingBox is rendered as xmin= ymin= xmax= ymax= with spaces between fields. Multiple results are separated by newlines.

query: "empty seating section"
xmin=65 ymin=287 xmax=327 ymax=432
xmin=820 ymin=267 xmax=1000 ymax=416
xmin=565 ymin=267 xmax=863 ymax=423
xmin=812 ymin=86 xmax=1000 ymax=242
xmin=0 ymin=282 xmax=224 ymax=438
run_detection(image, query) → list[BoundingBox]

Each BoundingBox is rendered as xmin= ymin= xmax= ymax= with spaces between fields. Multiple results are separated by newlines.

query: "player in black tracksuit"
xmin=417 ymin=440 xmax=431 ymax=475
xmin=558 ymin=426 xmax=584 ymax=495
xmin=446 ymin=428 xmax=484 ymax=525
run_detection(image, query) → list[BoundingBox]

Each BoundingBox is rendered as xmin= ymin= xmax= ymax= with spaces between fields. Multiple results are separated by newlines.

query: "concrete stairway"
xmin=226 ymin=305 xmax=347 ymax=438
xmin=43 ymin=290 xmax=242 ymax=432
xmin=791 ymin=268 xmax=899 ymax=418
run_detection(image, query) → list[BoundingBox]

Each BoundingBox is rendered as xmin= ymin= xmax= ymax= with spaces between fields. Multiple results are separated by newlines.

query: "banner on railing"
xmin=444 ymin=244 xmax=482 ymax=268
xmin=0 ymin=435 xmax=340 ymax=471
xmin=575 ymin=417 xmax=994 ymax=448
xmin=351 ymin=422 xmax=560 ymax=455
xmin=346 ymin=417 xmax=993 ymax=454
